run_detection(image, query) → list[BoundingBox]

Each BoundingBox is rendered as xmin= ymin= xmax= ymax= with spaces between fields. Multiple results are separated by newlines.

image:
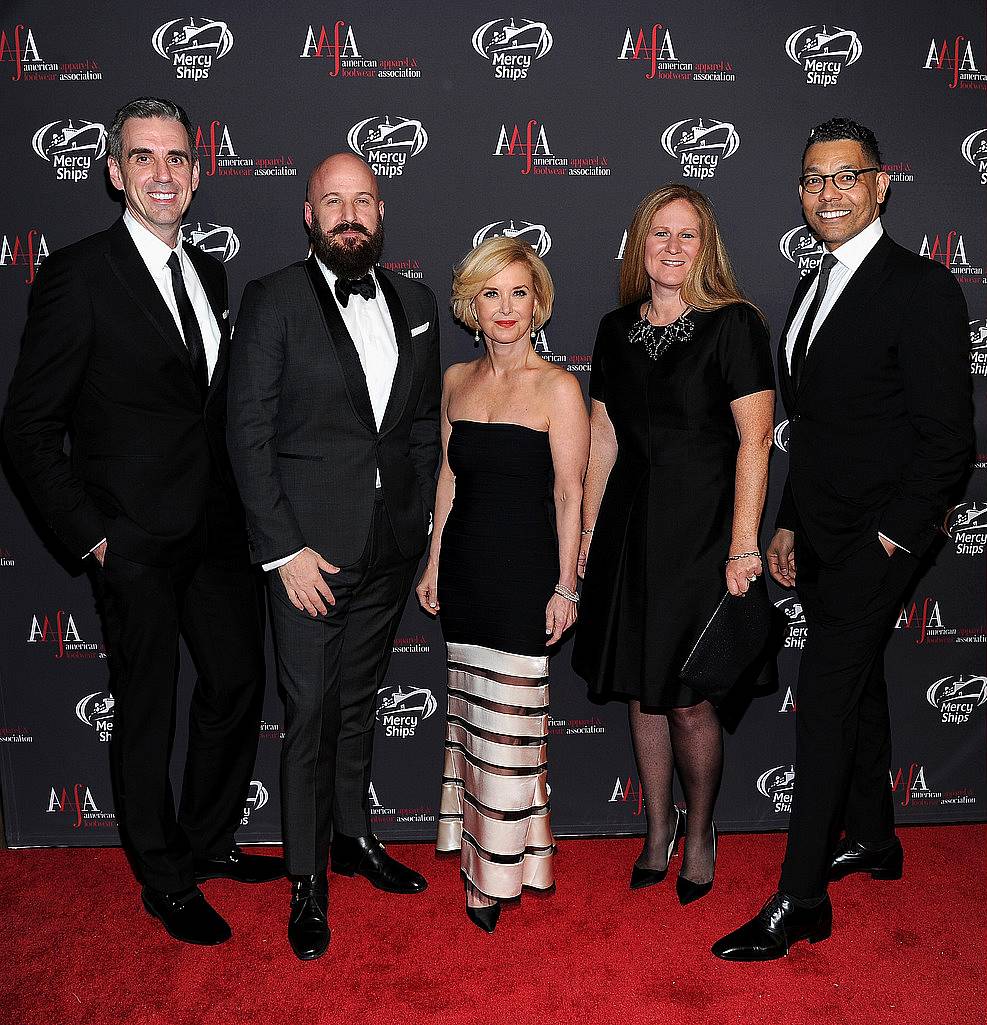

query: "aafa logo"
xmin=152 ymin=18 xmax=234 ymax=80
xmin=779 ymin=225 xmax=825 ymax=276
xmin=773 ymin=419 xmax=790 ymax=452
xmin=774 ymin=596 xmax=807 ymax=649
xmin=32 ymin=120 xmax=106 ymax=181
xmin=943 ymin=501 xmax=987 ymax=556
xmin=661 ymin=117 xmax=740 ymax=180
xmin=971 ymin=320 xmax=987 ymax=375
xmin=0 ymin=229 xmax=48 ymax=285
xmin=609 ymin=775 xmax=645 ymax=816
xmin=618 ymin=25 xmax=676 ymax=79
xmin=473 ymin=18 xmax=552 ymax=79
xmin=300 ymin=21 xmax=359 ymax=76
xmin=494 ymin=120 xmax=552 ymax=175
xmin=27 ymin=610 xmax=82 ymax=658
xmin=193 ymin=120 xmax=237 ymax=177
xmin=240 ymin=779 xmax=269 ymax=826
xmin=0 ymin=23 xmax=41 ymax=81
xmin=895 ymin=597 xmax=954 ymax=645
xmin=75 ymin=691 xmax=114 ymax=741
xmin=377 ymin=685 xmax=437 ymax=739
xmin=181 ymin=222 xmax=240 ymax=262
xmin=926 ymin=675 xmax=987 ymax=725
xmin=756 ymin=764 xmax=795 ymax=813
xmin=46 ymin=784 xmax=113 ymax=828
xmin=786 ymin=24 xmax=862 ymax=86
xmin=473 ymin=219 xmax=552 ymax=257
xmin=924 ymin=36 xmax=980 ymax=90
xmin=890 ymin=762 xmax=929 ymax=807
xmin=961 ymin=129 xmax=987 ymax=184
xmin=348 ymin=115 xmax=428 ymax=178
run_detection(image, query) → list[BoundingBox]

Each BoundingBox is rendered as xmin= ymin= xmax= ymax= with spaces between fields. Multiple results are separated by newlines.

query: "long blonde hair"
xmin=619 ymin=184 xmax=762 ymax=320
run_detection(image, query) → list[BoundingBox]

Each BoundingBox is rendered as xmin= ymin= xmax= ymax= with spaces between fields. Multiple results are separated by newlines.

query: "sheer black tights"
xmin=628 ymin=699 xmax=722 ymax=883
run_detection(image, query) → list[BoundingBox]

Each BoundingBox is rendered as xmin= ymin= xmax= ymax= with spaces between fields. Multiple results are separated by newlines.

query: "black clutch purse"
xmin=679 ymin=575 xmax=777 ymax=706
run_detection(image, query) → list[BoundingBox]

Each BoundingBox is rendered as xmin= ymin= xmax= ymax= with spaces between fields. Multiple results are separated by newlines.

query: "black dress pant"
xmin=269 ymin=500 xmax=419 ymax=876
xmin=779 ymin=535 xmax=918 ymax=899
xmin=93 ymin=544 xmax=266 ymax=893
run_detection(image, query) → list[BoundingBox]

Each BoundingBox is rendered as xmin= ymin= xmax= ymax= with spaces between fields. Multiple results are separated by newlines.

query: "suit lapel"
xmin=777 ymin=272 xmax=815 ymax=411
xmin=304 ymin=257 xmax=378 ymax=432
xmin=104 ymin=220 xmax=196 ymax=382
xmin=376 ymin=268 xmax=414 ymax=435
xmin=184 ymin=242 xmax=229 ymax=404
xmin=797 ymin=233 xmax=894 ymax=395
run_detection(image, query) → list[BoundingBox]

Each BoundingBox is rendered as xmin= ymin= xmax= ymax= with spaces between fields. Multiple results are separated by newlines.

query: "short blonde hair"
xmin=451 ymin=237 xmax=555 ymax=332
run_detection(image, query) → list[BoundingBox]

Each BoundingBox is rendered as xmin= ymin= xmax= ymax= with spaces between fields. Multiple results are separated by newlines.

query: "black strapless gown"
xmin=434 ymin=421 xmax=558 ymax=900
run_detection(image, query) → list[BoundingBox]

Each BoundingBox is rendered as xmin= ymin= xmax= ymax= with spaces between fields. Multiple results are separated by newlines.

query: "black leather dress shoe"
xmin=829 ymin=837 xmax=903 ymax=881
xmin=331 ymin=833 xmax=427 ymax=894
xmin=711 ymin=892 xmax=832 ymax=961
xmin=141 ymin=886 xmax=231 ymax=945
xmin=288 ymin=875 xmax=330 ymax=961
xmin=195 ymin=846 xmax=286 ymax=884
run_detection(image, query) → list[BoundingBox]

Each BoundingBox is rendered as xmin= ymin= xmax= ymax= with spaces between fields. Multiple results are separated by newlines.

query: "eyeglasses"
xmin=799 ymin=167 xmax=880 ymax=193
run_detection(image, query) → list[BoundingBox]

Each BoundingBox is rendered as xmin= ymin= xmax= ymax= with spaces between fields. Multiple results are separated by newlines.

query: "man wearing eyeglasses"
xmin=714 ymin=116 xmax=973 ymax=961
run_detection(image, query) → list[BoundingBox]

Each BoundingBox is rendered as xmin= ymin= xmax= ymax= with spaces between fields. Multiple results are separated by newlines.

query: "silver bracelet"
xmin=554 ymin=584 xmax=580 ymax=603
xmin=581 ymin=528 xmax=594 ymax=536
xmin=726 ymin=551 xmax=761 ymax=563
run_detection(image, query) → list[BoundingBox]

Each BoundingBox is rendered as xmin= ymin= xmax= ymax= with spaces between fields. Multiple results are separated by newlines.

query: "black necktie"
xmin=167 ymin=252 xmax=209 ymax=398
xmin=790 ymin=252 xmax=838 ymax=388
xmin=334 ymin=273 xmax=377 ymax=308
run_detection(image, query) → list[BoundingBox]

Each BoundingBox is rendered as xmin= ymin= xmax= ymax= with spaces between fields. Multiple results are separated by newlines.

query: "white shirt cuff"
xmin=263 ymin=548 xmax=305 ymax=572
xmin=85 ymin=538 xmax=107 ymax=558
xmin=878 ymin=532 xmax=910 ymax=554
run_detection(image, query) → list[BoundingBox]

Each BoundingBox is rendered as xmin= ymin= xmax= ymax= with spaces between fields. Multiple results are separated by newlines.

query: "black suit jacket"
xmin=227 ymin=258 xmax=441 ymax=568
xmin=3 ymin=218 xmax=246 ymax=565
xmin=776 ymin=230 xmax=973 ymax=563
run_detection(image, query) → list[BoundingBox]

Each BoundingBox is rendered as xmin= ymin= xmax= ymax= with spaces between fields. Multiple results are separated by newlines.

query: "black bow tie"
xmin=334 ymin=274 xmax=376 ymax=307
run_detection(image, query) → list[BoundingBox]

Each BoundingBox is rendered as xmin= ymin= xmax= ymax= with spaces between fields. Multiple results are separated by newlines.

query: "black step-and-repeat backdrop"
xmin=1 ymin=2 xmax=984 ymax=847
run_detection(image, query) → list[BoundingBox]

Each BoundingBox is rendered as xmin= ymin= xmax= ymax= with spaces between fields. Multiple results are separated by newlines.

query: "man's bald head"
xmin=306 ymin=153 xmax=379 ymax=206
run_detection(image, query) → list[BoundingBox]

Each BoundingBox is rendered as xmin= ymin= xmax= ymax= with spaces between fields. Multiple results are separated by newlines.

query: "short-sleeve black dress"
xmin=572 ymin=301 xmax=774 ymax=709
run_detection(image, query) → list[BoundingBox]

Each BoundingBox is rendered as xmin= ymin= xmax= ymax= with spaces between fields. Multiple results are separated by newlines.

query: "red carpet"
xmin=1 ymin=826 xmax=983 ymax=1025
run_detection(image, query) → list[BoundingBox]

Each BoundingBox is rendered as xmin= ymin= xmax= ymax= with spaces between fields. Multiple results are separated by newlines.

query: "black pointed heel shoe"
xmin=466 ymin=901 xmax=501 ymax=933
xmin=630 ymin=806 xmax=684 ymax=890
xmin=676 ymin=822 xmax=717 ymax=906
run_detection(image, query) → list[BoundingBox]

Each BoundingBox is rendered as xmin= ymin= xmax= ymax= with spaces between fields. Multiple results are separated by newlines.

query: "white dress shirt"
xmin=123 ymin=209 xmax=221 ymax=380
xmin=86 ymin=212 xmax=222 ymax=558
xmin=263 ymin=260 xmax=399 ymax=572
xmin=783 ymin=217 xmax=907 ymax=552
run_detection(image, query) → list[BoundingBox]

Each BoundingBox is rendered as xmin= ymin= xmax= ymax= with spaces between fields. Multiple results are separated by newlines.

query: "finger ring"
xmin=747 ymin=574 xmax=757 ymax=582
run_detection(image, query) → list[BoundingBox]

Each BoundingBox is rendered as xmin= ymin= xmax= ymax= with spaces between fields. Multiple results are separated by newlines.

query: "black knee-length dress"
xmin=572 ymin=302 xmax=774 ymax=708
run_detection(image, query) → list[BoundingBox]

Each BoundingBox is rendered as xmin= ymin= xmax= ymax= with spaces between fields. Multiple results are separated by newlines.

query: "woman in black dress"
xmin=415 ymin=237 xmax=588 ymax=932
xmin=572 ymin=185 xmax=775 ymax=905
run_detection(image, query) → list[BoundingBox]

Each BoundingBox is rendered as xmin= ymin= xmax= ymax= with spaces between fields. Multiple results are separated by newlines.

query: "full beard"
xmin=308 ymin=215 xmax=385 ymax=278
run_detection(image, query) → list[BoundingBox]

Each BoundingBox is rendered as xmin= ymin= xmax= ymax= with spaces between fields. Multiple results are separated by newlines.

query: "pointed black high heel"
xmin=676 ymin=822 xmax=717 ymax=906
xmin=630 ymin=806 xmax=684 ymax=890
xmin=466 ymin=900 xmax=502 ymax=933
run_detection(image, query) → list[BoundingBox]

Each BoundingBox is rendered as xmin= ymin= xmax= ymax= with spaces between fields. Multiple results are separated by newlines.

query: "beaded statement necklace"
xmin=628 ymin=302 xmax=695 ymax=361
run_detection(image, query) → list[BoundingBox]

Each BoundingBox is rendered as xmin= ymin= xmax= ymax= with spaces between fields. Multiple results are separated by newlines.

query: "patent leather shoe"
xmin=141 ymin=885 xmax=231 ymax=945
xmin=466 ymin=901 xmax=502 ymax=933
xmin=630 ymin=806 xmax=684 ymax=890
xmin=676 ymin=823 xmax=717 ymax=906
xmin=712 ymin=892 xmax=832 ymax=961
xmin=829 ymin=837 xmax=903 ymax=881
xmin=194 ymin=845 xmax=286 ymax=884
xmin=288 ymin=874 xmax=330 ymax=961
xmin=331 ymin=833 xmax=427 ymax=894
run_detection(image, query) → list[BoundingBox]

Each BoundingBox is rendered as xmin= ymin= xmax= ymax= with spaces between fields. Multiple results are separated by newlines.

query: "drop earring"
xmin=474 ymin=327 xmax=481 ymax=347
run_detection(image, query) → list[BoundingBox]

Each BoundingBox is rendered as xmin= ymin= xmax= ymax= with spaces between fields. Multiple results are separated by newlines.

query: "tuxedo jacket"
xmin=226 ymin=258 xmax=441 ymax=568
xmin=776 ymin=231 xmax=973 ymax=563
xmin=3 ymin=218 xmax=246 ymax=566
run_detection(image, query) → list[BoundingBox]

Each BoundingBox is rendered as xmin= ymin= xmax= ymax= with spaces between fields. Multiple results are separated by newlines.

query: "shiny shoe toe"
xmin=331 ymin=833 xmax=427 ymax=894
xmin=141 ymin=886 xmax=231 ymax=946
xmin=466 ymin=901 xmax=501 ymax=933
xmin=288 ymin=875 xmax=330 ymax=961
xmin=676 ymin=823 xmax=717 ymax=906
xmin=829 ymin=837 xmax=903 ymax=881
xmin=194 ymin=846 xmax=286 ymax=884
xmin=712 ymin=892 xmax=832 ymax=962
xmin=629 ymin=806 xmax=684 ymax=891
